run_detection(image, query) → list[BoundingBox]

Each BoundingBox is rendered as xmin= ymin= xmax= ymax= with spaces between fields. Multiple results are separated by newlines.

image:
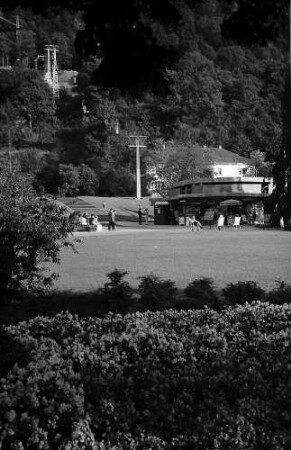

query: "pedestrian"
xmin=112 ymin=209 xmax=116 ymax=230
xmin=108 ymin=208 xmax=113 ymax=230
xmin=190 ymin=215 xmax=202 ymax=232
xmin=144 ymin=208 xmax=149 ymax=225
xmin=81 ymin=213 xmax=88 ymax=226
xmin=280 ymin=216 xmax=284 ymax=230
xmin=138 ymin=207 xmax=143 ymax=225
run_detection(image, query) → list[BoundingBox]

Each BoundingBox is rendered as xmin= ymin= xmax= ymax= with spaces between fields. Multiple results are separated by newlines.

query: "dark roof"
xmin=203 ymin=147 xmax=251 ymax=165
xmin=170 ymin=176 xmax=268 ymax=188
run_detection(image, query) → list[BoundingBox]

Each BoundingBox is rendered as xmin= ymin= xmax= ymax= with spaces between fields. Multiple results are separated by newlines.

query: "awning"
xmin=220 ymin=199 xmax=243 ymax=206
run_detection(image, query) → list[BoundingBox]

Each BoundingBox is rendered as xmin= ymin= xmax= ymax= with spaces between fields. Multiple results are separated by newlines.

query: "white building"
xmin=203 ymin=145 xmax=254 ymax=178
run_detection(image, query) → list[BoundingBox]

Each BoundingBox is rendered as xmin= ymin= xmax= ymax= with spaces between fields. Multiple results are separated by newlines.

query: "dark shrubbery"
xmin=137 ymin=273 xmax=177 ymax=310
xmin=222 ymin=281 xmax=265 ymax=305
xmin=100 ymin=269 xmax=135 ymax=311
xmin=181 ymin=277 xmax=221 ymax=311
xmin=265 ymin=281 xmax=291 ymax=305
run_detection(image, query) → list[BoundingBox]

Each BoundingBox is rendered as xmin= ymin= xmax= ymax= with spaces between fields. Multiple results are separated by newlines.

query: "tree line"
xmin=0 ymin=0 xmax=289 ymax=214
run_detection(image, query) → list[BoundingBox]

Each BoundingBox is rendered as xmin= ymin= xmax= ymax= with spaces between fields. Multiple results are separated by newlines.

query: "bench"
xmin=73 ymin=225 xmax=97 ymax=232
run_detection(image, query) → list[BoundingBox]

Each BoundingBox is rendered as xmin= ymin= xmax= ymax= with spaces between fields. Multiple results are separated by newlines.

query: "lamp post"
xmin=129 ymin=135 xmax=147 ymax=200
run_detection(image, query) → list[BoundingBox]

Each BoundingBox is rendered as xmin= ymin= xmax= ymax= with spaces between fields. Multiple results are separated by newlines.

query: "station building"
xmin=151 ymin=146 xmax=274 ymax=225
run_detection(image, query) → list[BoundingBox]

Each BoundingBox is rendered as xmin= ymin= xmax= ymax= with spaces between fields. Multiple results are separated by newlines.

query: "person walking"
xmin=112 ymin=209 xmax=116 ymax=230
xmin=138 ymin=207 xmax=143 ymax=225
xmin=108 ymin=208 xmax=114 ymax=230
xmin=144 ymin=208 xmax=149 ymax=225
xmin=280 ymin=216 xmax=284 ymax=230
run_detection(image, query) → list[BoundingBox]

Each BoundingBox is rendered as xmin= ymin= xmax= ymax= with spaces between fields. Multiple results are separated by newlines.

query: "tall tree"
xmin=220 ymin=0 xmax=290 ymax=216
xmin=148 ymin=140 xmax=213 ymax=196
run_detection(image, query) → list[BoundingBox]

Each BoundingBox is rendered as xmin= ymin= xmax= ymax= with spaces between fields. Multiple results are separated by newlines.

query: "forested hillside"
xmin=0 ymin=0 xmax=289 ymax=212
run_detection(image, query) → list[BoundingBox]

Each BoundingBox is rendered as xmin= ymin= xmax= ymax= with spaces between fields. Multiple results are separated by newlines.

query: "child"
xmin=191 ymin=215 xmax=202 ymax=232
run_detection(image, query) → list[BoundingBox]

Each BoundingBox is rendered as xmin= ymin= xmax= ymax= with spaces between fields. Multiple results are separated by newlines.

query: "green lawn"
xmin=54 ymin=227 xmax=291 ymax=292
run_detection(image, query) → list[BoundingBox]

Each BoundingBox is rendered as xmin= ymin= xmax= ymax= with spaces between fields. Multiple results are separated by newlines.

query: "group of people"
xmin=138 ymin=207 xmax=149 ymax=225
xmin=187 ymin=213 xmax=225 ymax=231
xmin=77 ymin=212 xmax=102 ymax=230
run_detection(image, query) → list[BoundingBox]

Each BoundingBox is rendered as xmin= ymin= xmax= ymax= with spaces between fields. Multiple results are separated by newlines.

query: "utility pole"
xmin=129 ymin=136 xmax=147 ymax=200
xmin=44 ymin=45 xmax=59 ymax=100
xmin=0 ymin=14 xmax=21 ymax=62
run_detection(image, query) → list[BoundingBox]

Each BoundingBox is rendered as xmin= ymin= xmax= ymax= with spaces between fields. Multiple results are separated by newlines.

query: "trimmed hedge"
xmin=1 ymin=303 xmax=291 ymax=449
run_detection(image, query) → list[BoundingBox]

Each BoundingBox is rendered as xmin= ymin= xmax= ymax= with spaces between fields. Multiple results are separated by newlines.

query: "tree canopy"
xmin=0 ymin=0 xmax=289 ymax=201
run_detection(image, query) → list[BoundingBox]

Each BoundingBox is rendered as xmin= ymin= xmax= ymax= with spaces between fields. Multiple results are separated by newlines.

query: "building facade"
xmin=151 ymin=147 xmax=274 ymax=225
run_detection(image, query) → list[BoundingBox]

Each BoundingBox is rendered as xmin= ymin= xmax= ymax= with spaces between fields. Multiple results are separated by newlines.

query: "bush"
xmin=265 ymin=281 xmax=291 ymax=305
xmin=0 ymin=171 xmax=76 ymax=303
xmin=181 ymin=277 xmax=220 ymax=310
xmin=222 ymin=281 xmax=265 ymax=305
xmin=1 ymin=304 xmax=291 ymax=449
xmin=137 ymin=273 xmax=177 ymax=310
xmin=100 ymin=269 xmax=134 ymax=309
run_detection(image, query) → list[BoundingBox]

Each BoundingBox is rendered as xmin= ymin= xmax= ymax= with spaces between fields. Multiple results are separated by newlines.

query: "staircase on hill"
xmin=58 ymin=197 xmax=153 ymax=224
xmin=58 ymin=197 xmax=107 ymax=221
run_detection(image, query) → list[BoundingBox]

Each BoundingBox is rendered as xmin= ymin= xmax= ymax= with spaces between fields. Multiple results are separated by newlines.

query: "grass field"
xmin=53 ymin=226 xmax=291 ymax=293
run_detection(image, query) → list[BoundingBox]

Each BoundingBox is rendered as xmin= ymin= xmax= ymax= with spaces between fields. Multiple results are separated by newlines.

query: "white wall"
xmin=212 ymin=163 xmax=250 ymax=178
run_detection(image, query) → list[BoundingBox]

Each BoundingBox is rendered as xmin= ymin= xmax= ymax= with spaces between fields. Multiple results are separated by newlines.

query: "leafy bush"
xmin=265 ymin=281 xmax=291 ymax=305
xmin=137 ymin=273 xmax=177 ymax=309
xmin=1 ymin=304 xmax=291 ymax=449
xmin=0 ymin=171 xmax=76 ymax=303
xmin=100 ymin=269 xmax=134 ymax=309
xmin=181 ymin=277 xmax=220 ymax=311
xmin=222 ymin=281 xmax=265 ymax=305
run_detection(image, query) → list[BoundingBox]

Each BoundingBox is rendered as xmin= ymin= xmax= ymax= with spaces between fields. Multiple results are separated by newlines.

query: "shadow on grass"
xmin=0 ymin=289 xmax=194 ymax=326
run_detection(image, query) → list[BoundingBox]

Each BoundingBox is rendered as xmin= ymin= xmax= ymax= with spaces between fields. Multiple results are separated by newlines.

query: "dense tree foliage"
xmin=0 ymin=0 xmax=289 ymax=201
xmin=147 ymin=140 xmax=214 ymax=196
xmin=220 ymin=0 xmax=290 ymax=216
xmin=0 ymin=68 xmax=56 ymax=147
xmin=0 ymin=171 xmax=75 ymax=301
xmin=0 ymin=7 xmax=81 ymax=68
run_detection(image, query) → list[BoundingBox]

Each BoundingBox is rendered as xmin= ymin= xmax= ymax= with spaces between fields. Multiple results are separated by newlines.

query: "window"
xmin=239 ymin=167 xmax=248 ymax=176
xmin=261 ymin=181 xmax=268 ymax=194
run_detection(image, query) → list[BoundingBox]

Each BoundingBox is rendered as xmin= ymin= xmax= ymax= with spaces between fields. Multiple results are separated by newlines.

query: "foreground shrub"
xmin=181 ymin=277 xmax=220 ymax=311
xmin=265 ymin=281 xmax=291 ymax=305
xmin=222 ymin=280 xmax=265 ymax=305
xmin=0 ymin=171 xmax=75 ymax=303
xmin=1 ymin=303 xmax=291 ymax=449
xmin=137 ymin=274 xmax=177 ymax=309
